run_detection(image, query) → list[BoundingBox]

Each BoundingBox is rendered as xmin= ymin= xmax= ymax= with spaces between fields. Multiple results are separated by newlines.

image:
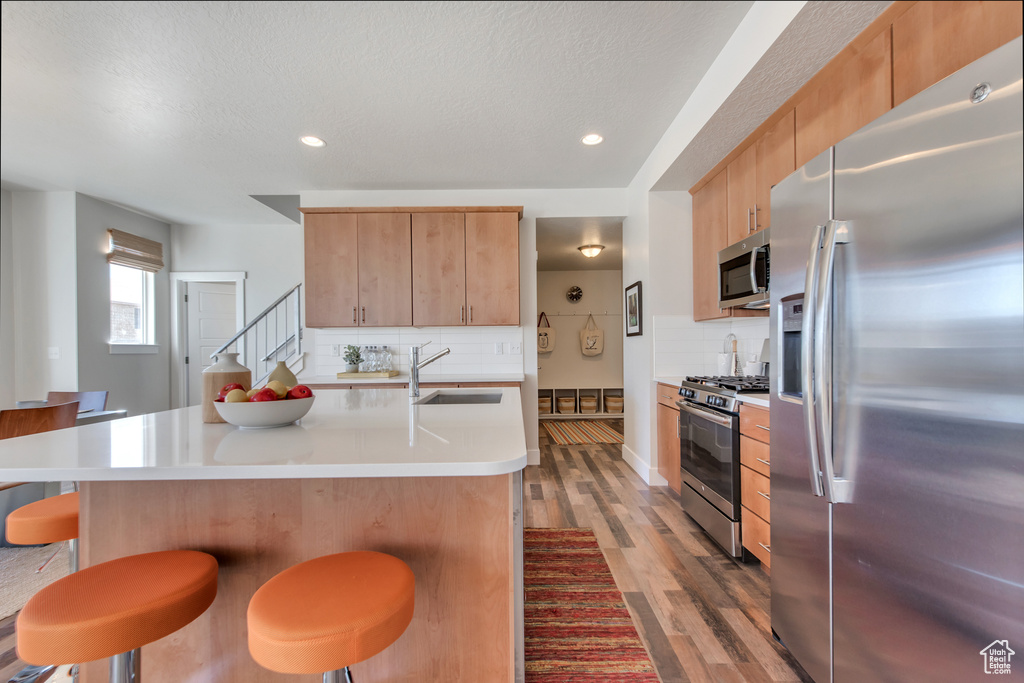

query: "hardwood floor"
xmin=529 ymin=418 xmax=813 ymax=683
xmin=2 ymin=419 xmax=812 ymax=683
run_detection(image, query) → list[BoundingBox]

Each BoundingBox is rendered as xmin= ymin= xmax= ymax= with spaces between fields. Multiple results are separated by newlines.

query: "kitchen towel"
xmin=538 ymin=312 xmax=556 ymax=353
xmin=579 ymin=313 xmax=604 ymax=356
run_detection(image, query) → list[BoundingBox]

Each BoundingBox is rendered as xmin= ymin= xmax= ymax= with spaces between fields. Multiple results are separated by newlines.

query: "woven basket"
xmin=538 ymin=397 xmax=552 ymax=413
xmin=557 ymin=397 xmax=576 ymax=414
xmin=579 ymin=396 xmax=598 ymax=414
xmin=604 ymin=396 xmax=623 ymax=413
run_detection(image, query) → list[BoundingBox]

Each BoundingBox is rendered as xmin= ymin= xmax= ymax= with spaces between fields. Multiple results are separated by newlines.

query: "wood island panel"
xmin=78 ymin=475 xmax=514 ymax=682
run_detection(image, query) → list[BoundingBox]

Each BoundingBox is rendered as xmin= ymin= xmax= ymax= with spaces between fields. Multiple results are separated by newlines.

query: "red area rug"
xmin=525 ymin=528 xmax=659 ymax=682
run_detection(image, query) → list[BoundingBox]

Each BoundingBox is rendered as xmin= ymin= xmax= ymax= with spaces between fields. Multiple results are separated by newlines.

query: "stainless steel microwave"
xmin=717 ymin=228 xmax=769 ymax=309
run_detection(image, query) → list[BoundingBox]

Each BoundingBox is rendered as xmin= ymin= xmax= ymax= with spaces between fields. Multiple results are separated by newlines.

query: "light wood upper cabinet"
xmin=755 ymin=109 xmax=796 ymax=232
xmin=357 ymin=213 xmax=413 ymax=326
xmin=692 ymin=170 xmax=730 ymax=322
xmin=893 ymin=0 xmax=1023 ymax=106
xmin=303 ymin=212 xmax=412 ymax=327
xmin=304 ymin=213 xmax=359 ymax=328
xmin=795 ymin=27 xmax=893 ymax=168
xmin=412 ymin=212 xmax=467 ymax=326
xmin=465 ymin=212 xmax=519 ymax=326
xmin=726 ymin=144 xmax=758 ymax=245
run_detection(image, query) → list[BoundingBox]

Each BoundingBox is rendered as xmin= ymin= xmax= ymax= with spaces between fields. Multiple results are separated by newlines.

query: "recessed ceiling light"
xmin=300 ymin=136 xmax=326 ymax=147
xmin=580 ymin=134 xmax=604 ymax=146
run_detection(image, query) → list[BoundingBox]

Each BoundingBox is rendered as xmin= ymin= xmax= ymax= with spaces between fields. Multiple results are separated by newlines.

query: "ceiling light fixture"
xmin=300 ymin=136 xmax=326 ymax=147
xmin=578 ymin=244 xmax=605 ymax=258
xmin=580 ymin=134 xmax=604 ymax=145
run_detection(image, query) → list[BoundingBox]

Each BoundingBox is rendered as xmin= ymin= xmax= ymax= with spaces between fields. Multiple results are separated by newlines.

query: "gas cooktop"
xmin=685 ymin=375 xmax=769 ymax=393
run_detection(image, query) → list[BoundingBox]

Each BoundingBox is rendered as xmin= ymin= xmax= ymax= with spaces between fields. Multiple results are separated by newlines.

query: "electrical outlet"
xmin=331 ymin=344 xmax=341 ymax=357
xmin=510 ymin=342 xmax=522 ymax=355
xmin=494 ymin=342 xmax=503 ymax=355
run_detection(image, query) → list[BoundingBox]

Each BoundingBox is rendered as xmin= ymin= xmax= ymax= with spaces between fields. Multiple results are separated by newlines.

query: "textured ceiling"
xmin=653 ymin=0 xmax=892 ymax=191
xmin=1 ymin=0 xmax=754 ymax=225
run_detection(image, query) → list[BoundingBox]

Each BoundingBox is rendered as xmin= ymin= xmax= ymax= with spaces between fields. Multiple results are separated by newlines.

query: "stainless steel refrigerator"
xmin=769 ymin=37 xmax=1024 ymax=683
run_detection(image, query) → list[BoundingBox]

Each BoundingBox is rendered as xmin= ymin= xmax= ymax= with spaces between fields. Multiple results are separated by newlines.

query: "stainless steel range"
xmin=676 ymin=375 xmax=768 ymax=557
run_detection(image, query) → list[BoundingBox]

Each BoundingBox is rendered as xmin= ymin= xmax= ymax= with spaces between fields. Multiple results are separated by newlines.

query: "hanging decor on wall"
xmin=580 ymin=314 xmax=604 ymax=356
xmin=625 ymin=281 xmax=643 ymax=337
xmin=538 ymin=312 xmax=556 ymax=353
xmin=566 ymin=285 xmax=583 ymax=302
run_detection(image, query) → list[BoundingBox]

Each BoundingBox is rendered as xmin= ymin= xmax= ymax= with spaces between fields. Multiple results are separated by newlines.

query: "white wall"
xmin=170 ymin=223 xmax=304 ymax=318
xmin=0 ymin=190 xmax=14 ymax=409
xmin=11 ymin=191 xmax=78 ymax=402
xmin=75 ymin=194 xmax=173 ymax=416
xmin=537 ymin=270 xmax=623 ymax=390
xmin=620 ymin=1 xmax=806 ymax=483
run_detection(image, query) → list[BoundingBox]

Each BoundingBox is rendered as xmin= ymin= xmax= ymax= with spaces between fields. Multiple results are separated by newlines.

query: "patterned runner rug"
xmin=541 ymin=421 xmax=624 ymax=446
xmin=524 ymin=528 xmax=659 ymax=682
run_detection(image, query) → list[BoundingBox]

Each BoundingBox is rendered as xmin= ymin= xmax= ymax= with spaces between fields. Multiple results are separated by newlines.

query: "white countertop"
xmin=301 ymin=373 xmax=525 ymax=385
xmin=0 ymin=387 xmax=527 ymax=481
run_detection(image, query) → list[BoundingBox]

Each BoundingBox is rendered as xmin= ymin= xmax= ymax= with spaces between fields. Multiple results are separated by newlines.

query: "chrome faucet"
xmin=409 ymin=342 xmax=450 ymax=397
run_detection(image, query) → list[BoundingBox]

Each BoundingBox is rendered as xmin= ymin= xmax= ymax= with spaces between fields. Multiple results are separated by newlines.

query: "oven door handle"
xmin=676 ymin=400 xmax=734 ymax=428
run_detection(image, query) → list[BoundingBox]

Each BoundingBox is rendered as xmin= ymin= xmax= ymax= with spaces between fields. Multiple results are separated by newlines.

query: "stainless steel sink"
xmin=415 ymin=392 xmax=502 ymax=405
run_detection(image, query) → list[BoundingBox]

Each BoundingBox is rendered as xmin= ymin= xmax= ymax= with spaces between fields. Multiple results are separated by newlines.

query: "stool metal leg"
xmin=7 ymin=664 xmax=55 ymax=683
xmin=109 ymin=648 xmax=140 ymax=683
xmin=323 ymin=667 xmax=353 ymax=683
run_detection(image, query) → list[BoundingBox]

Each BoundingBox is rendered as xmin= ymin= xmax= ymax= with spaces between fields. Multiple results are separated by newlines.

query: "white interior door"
xmin=186 ymin=281 xmax=237 ymax=405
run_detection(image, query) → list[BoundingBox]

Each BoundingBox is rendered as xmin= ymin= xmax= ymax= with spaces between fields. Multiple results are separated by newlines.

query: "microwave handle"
xmin=749 ymin=245 xmax=767 ymax=293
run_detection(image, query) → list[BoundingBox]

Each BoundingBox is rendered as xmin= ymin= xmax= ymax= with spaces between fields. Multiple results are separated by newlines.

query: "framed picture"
xmin=625 ymin=281 xmax=643 ymax=337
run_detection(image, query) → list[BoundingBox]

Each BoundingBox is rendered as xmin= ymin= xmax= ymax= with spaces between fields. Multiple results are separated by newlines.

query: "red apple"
xmin=250 ymin=387 xmax=278 ymax=402
xmin=218 ymin=383 xmax=245 ymax=400
xmin=287 ymin=385 xmax=313 ymax=400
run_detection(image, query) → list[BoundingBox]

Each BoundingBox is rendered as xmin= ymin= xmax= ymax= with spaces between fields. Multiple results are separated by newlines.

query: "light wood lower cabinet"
xmin=656 ymin=383 xmax=681 ymax=494
xmin=740 ymin=403 xmax=771 ymax=569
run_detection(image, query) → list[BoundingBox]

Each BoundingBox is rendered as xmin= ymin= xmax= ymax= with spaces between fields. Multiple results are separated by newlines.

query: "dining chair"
xmin=45 ymin=390 xmax=108 ymax=413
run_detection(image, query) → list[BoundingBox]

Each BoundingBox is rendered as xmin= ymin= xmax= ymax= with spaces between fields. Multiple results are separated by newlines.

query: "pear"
xmin=225 ymin=389 xmax=249 ymax=403
xmin=266 ymin=380 xmax=289 ymax=399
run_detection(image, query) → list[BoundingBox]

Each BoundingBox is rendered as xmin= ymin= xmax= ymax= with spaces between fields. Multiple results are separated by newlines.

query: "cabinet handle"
xmin=757 ymin=491 xmax=770 ymax=501
xmin=659 ymin=394 xmax=674 ymax=400
xmin=756 ymin=424 xmax=770 ymax=432
xmin=461 ymin=305 xmax=465 ymax=323
xmin=352 ymin=307 xmax=357 ymax=324
xmin=758 ymin=542 xmax=771 ymax=553
xmin=361 ymin=307 xmax=365 ymax=323
xmin=469 ymin=306 xmax=473 ymax=323
xmin=747 ymin=208 xmax=754 ymax=234
xmin=754 ymin=203 xmax=761 ymax=229
xmin=756 ymin=457 xmax=771 ymax=467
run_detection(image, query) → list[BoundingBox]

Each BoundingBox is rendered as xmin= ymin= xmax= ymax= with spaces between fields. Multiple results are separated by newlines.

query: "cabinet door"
xmin=726 ymin=144 xmax=757 ymax=244
xmin=304 ymin=213 xmax=359 ymax=327
xmin=755 ymin=109 xmax=796 ymax=232
xmin=656 ymin=398 xmax=681 ymax=494
xmin=412 ymin=212 xmax=466 ymax=326
xmin=795 ymin=28 xmax=892 ymax=168
xmin=692 ymin=170 xmax=731 ymax=321
xmin=893 ymin=0 xmax=1023 ymax=106
xmin=465 ymin=212 xmax=519 ymax=325
xmin=357 ymin=213 xmax=412 ymax=326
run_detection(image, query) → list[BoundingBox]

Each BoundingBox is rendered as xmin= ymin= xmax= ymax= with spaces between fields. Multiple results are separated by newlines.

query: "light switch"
xmin=494 ymin=343 xmax=503 ymax=355
xmin=331 ymin=345 xmax=341 ymax=357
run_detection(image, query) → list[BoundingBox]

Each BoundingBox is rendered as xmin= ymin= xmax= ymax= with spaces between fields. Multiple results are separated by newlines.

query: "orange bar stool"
xmin=5 ymin=490 xmax=81 ymax=572
xmin=248 ymin=551 xmax=415 ymax=683
xmin=17 ymin=549 xmax=218 ymax=683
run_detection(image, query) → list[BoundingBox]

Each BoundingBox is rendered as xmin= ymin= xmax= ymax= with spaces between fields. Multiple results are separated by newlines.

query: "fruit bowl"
xmin=214 ymin=396 xmax=315 ymax=429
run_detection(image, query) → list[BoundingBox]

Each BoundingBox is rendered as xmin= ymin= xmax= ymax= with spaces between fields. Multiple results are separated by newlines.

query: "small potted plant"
xmin=343 ymin=345 xmax=362 ymax=373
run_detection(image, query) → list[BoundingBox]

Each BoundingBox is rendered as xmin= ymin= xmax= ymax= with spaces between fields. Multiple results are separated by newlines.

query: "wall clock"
xmin=566 ymin=286 xmax=583 ymax=302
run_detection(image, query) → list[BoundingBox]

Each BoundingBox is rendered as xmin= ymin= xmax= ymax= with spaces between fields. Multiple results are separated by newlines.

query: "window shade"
xmin=107 ymin=229 xmax=164 ymax=272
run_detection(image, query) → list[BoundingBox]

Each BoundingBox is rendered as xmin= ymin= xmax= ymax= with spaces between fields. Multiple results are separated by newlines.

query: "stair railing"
xmin=212 ymin=284 xmax=302 ymax=385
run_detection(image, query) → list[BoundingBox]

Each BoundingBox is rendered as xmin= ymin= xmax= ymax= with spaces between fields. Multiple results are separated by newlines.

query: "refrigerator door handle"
xmin=801 ymin=224 xmax=826 ymax=497
xmin=815 ymin=220 xmax=852 ymax=504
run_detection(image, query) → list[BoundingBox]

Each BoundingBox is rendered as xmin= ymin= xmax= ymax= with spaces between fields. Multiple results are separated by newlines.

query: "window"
xmin=110 ymin=263 xmax=154 ymax=344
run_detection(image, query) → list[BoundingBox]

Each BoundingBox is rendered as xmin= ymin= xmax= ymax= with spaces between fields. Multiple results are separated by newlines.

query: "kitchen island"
xmin=0 ymin=387 xmax=527 ymax=682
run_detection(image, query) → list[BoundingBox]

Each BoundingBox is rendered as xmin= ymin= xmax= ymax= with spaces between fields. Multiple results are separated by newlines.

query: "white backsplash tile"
xmin=653 ymin=315 xmax=769 ymax=379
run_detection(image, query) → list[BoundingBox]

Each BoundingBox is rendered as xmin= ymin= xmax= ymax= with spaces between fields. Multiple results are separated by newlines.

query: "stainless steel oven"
xmin=675 ymin=376 xmax=768 ymax=558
